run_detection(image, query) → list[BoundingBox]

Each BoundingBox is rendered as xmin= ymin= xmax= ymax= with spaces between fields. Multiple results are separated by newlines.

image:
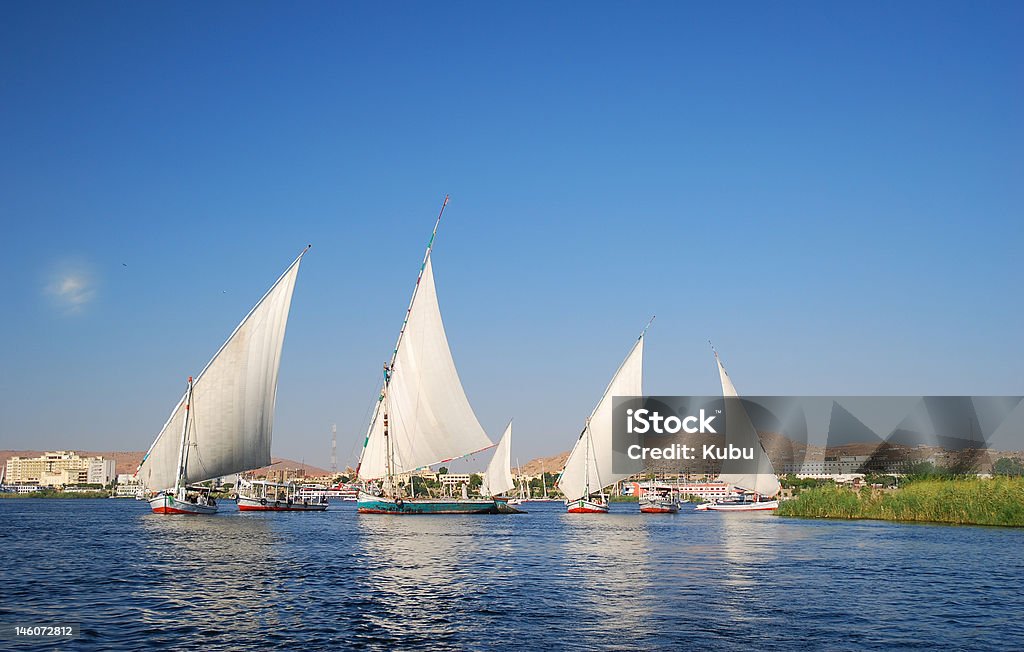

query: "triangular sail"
xmin=136 ymin=250 xmax=306 ymax=491
xmin=357 ymin=256 xmax=493 ymax=480
xmin=715 ymin=352 xmax=781 ymax=497
xmin=481 ymin=422 xmax=515 ymax=497
xmin=557 ymin=335 xmax=645 ymax=502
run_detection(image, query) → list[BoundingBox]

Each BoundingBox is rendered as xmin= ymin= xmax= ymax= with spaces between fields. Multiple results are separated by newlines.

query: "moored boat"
xmin=639 ymin=494 xmax=680 ymax=513
xmin=236 ymin=478 xmax=328 ymax=512
xmin=695 ymin=496 xmax=778 ymax=512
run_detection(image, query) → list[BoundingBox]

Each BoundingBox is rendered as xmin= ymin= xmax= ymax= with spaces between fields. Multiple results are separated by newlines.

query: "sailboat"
xmin=355 ymin=197 xmax=500 ymax=515
xmin=507 ymin=457 xmax=529 ymax=505
xmin=696 ymin=346 xmax=781 ymax=512
xmin=557 ymin=321 xmax=650 ymax=513
xmin=481 ymin=421 xmax=515 ymax=500
xmin=135 ymin=246 xmax=309 ymax=514
xmin=481 ymin=422 xmax=526 ymax=513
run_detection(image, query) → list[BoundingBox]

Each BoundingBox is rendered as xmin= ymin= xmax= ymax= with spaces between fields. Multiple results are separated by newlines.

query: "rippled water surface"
xmin=1 ymin=499 xmax=1022 ymax=650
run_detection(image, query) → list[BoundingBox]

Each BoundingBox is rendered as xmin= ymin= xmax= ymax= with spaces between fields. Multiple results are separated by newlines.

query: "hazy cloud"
xmin=46 ymin=263 xmax=97 ymax=313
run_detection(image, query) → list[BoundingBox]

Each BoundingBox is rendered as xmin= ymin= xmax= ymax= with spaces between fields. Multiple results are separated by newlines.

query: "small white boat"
xmin=148 ymin=485 xmax=218 ymax=515
xmin=236 ymin=478 xmax=328 ymax=512
xmin=565 ymin=496 xmax=609 ymax=514
xmin=695 ymin=496 xmax=779 ymax=512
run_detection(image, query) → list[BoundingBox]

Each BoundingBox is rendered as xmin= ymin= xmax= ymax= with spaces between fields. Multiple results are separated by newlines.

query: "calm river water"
xmin=1 ymin=499 xmax=1021 ymax=651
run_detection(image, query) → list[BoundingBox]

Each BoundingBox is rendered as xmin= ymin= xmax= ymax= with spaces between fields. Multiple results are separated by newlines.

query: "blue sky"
xmin=1 ymin=2 xmax=1021 ymax=467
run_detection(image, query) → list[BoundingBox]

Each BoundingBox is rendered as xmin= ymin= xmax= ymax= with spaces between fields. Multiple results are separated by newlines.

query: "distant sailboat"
xmin=355 ymin=197 xmax=500 ymax=514
xmin=481 ymin=421 xmax=515 ymax=499
xmin=696 ymin=346 xmax=781 ymax=512
xmin=557 ymin=321 xmax=650 ymax=513
xmin=507 ymin=457 xmax=529 ymax=505
xmin=135 ymin=247 xmax=309 ymax=514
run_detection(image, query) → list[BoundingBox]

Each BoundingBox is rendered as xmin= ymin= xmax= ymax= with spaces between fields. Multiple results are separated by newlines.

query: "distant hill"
xmin=249 ymin=458 xmax=332 ymax=477
xmin=519 ymin=451 xmax=570 ymax=477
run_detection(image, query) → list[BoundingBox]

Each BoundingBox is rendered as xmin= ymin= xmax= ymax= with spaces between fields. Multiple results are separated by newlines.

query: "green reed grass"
xmin=776 ymin=477 xmax=1024 ymax=527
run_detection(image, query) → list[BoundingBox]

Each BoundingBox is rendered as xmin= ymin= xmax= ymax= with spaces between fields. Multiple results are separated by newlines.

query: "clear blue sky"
xmin=1 ymin=2 xmax=1021 ymax=467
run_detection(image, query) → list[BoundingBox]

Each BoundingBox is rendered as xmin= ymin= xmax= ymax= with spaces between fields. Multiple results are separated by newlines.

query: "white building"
xmin=87 ymin=458 xmax=116 ymax=485
xmin=5 ymin=451 xmax=117 ymax=486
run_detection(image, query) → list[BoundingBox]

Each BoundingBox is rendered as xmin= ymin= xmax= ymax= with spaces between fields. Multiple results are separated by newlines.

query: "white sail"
xmin=558 ymin=336 xmax=645 ymax=502
xmin=136 ymin=250 xmax=306 ymax=491
xmin=715 ymin=353 xmax=781 ymax=497
xmin=481 ymin=422 xmax=515 ymax=497
xmin=357 ymin=256 xmax=493 ymax=480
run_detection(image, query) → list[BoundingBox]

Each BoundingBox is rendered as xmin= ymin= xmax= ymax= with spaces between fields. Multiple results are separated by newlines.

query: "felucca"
xmin=355 ymin=197 xmax=499 ymax=514
xmin=135 ymin=247 xmax=309 ymax=514
xmin=557 ymin=320 xmax=650 ymax=513
xmin=696 ymin=346 xmax=781 ymax=512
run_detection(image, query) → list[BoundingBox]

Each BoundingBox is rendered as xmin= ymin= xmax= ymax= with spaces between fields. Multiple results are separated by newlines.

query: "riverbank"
xmin=1 ymin=489 xmax=110 ymax=499
xmin=777 ymin=477 xmax=1024 ymax=527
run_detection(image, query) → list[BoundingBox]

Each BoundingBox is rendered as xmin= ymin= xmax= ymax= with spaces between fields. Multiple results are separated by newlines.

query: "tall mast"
xmin=583 ymin=418 xmax=591 ymax=499
xmin=388 ymin=194 xmax=448 ymax=374
xmin=365 ymin=195 xmax=450 ymax=491
xmin=173 ymin=377 xmax=194 ymax=494
xmin=330 ymin=424 xmax=337 ymax=475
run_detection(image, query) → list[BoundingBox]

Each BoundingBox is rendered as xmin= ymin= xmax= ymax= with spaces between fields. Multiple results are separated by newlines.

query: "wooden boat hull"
xmin=640 ymin=501 xmax=680 ymax=514
xmin=148 ymin=493 xmax=218 ymax=515
xmin=236 ymin=495 xmax=328 ymax=511
xmin=696 ymin=499 xmax=779 ymax=512
xmin=357 ymin=491 xmax=500 ymax=514
xmin=565 ymin=498 xmax=609 ymax=514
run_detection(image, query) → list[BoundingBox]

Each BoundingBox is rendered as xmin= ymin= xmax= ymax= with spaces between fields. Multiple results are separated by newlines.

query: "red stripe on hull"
xmin=152 ymin=506 xmax=199 ymax=515
xmin=567 ymin=507 xmax=609 ymax=514
xmin=640 ymin=507 xmax=678 ymax=513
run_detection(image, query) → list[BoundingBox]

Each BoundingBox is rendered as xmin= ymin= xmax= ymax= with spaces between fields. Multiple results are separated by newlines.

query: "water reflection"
xmin=558 ymin=506 xmax=659 ymax=646
xmin=132 ymin=511 xmax=285 ymax=646
xmin=710 ymin=512 xmax=781 ymax=629
xmin=353 ymin=513 xmax=489 ymax=649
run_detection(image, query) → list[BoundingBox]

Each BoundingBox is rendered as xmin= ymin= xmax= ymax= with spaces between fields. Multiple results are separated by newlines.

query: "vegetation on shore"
xmin=1 ymin=489 xmax=111 ymax=499
xmin=777 ymin=477 xmax=1024 ymax=527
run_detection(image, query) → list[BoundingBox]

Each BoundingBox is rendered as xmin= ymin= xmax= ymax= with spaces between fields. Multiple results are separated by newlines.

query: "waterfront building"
xmin=780 ymin=455 xmax=873 ymax=476
xmin=623 ymin=480 xmax=733 ymax=502
xmin=4 ymin=451 xmax=116 ymax=486
xmin=114 ymin=474 xmax=143 ymax=498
